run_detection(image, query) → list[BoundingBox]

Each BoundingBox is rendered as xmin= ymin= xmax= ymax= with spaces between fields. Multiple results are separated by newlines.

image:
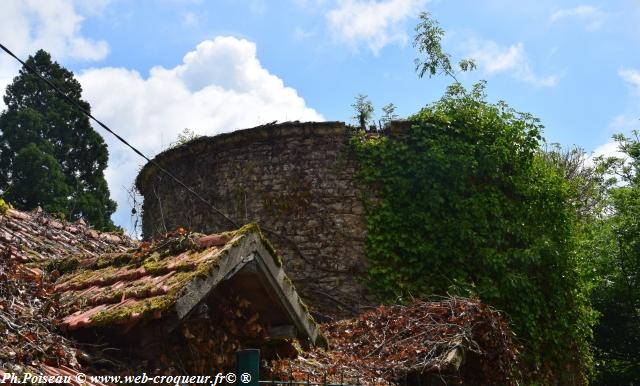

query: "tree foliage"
xmin=351 ymin=96 xmax=401 ymax=131
xmin=351 ymin=94 xmax=375 ymax=131
xmin=586 ymin=132 xmax=640 ymax=385
xmin=542 ymin=144 xmax=611 ymax=219
xmin=0 ymin=50 xmax=116 ymax=230
xmin=413 ymin=12 xmax=476 ymax=82
xmin=380 ymin=103 xmax=398 ymax=126
xmin=351 ymin=82 xmax=595 ymax=384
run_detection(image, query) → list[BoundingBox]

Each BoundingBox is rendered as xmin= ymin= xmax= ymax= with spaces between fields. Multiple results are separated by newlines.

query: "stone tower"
xmin=135 ymin=121 xmax=373 ymax=317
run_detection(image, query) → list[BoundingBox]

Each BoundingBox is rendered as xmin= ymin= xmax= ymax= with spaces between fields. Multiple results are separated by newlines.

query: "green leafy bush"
xmin=351 ymin=83 xmax=595 ymax=384
xmin=586 ymin=133 xmax=640 ymax=385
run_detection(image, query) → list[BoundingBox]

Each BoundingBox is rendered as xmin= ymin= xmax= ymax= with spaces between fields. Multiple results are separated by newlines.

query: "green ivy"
xmin=351 ymin=83 xmax=596 ymax=384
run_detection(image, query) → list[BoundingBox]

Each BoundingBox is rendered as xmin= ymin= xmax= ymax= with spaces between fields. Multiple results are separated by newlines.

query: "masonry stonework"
xmin=135 ymin=121 xmax=373 ymax=317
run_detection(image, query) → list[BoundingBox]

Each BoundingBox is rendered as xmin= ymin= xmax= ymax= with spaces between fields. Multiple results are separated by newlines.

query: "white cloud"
xmin=77 ymin=37 xmax=323 ymax=233
xmin=550 ymin=5 xmax=605 ymax=30
xmin=619 ymin=68 xmax=640 ymax=92
xmin=601 ymin=68 xmax=640 ymax=145
xmin=610 ymin=68 xmax=640 ymax=131
xmin=0 ymin=0 xmax=321 ymax=234
xmin=0 ymin=0 xmax=109 ymax=61
xmin=594 ymin=67 xmax=640 ymax=167
xmin=592 ymin=141 xmax=622 ymax=159
xmin=465 ymin=39 xmax=559 ymax=87
xmin=0 ymin=0 xmax=109 ymax=108
xmin=585 ymin=140 xmax=623 ymax=170
xmin=326 ymin=0 xmax=428 ymax=54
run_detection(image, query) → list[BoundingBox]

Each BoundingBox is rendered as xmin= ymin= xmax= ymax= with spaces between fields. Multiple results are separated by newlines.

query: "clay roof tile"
xmin=52 ymin=230 xmax=238 ymax=330
xmin=0 ymin=207 xmax=135 ymax=264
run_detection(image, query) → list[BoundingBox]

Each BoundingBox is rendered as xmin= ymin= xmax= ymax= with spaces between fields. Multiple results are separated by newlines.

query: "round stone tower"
xmin=135 ymin=121 xmax=372 ymax=317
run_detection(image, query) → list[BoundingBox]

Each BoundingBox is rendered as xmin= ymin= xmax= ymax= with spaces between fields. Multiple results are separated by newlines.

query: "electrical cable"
xmin=0 ymin=42 xmax=238 ymax=229
xmin=0 ymin=45 xmax=350 ymax=310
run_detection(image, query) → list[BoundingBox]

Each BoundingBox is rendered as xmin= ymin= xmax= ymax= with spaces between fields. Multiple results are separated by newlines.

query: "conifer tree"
xmin=0 ymin=50 xmax=116 ymax=230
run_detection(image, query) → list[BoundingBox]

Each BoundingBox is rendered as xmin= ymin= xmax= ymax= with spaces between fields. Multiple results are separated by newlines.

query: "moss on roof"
xmin=220 ymin=223 xmax=283 ymax=267
xmin=56 ymin=230 xmax=241 ymax=327
xmin=0 ymin=198 xmax=12 ymax=215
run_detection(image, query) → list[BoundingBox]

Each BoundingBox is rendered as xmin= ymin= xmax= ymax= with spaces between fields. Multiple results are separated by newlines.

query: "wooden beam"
xmin=268 ymin=325 xmax=297 ymax=339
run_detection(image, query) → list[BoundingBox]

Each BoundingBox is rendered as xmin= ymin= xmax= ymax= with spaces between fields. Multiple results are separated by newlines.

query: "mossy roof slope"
xmin=52 ymin=224 xmax=327 ymax=339
xmin=1 ymin=207 xmax=323 ymax=345
xmin=55 ymin=228 xmax=237 ymax=330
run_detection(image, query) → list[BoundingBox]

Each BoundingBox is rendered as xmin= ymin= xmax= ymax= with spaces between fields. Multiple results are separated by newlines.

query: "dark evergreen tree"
xmin=0 ymin=50 xmax=116 ymax=230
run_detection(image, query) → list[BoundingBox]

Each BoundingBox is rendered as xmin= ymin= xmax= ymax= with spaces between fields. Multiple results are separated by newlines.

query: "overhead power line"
xmin=0 ymin=45 xmax=342 ymax=305
xmin=0 ymin=43 xmax=238 ymax=229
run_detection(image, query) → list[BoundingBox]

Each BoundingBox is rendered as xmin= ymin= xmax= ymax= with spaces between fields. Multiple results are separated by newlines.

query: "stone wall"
xmin=135 ymin=121 xmax=373 ymax=317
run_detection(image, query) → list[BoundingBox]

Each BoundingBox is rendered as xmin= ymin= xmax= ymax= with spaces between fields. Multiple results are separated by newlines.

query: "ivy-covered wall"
xmin=136 ymin=121 xmax=376 ymax=317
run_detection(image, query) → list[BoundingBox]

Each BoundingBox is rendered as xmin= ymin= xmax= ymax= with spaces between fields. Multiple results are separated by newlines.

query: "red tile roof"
xmin=55 ymin=229 xmax=237 ymax=331
xmin=2 ymin=206 xmax=324 ymax=375
xmin=52 ymin=223 xmax=326 ymax=347
xmin=0 ymin=208 xmax=134 ymax=264
xmin=0 ymin=207 xmax=116 ymax=385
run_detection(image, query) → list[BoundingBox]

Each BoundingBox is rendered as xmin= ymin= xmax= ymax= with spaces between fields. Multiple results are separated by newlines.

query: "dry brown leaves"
xmin=269 ymin=297 xmax=521 ymax=385
xmin=0 ymin=247 xmax=82 ymax=374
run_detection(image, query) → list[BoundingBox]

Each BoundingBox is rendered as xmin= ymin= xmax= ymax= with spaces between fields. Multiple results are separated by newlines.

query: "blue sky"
xmin=1 ymin=0 xmax=640 ymax=234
